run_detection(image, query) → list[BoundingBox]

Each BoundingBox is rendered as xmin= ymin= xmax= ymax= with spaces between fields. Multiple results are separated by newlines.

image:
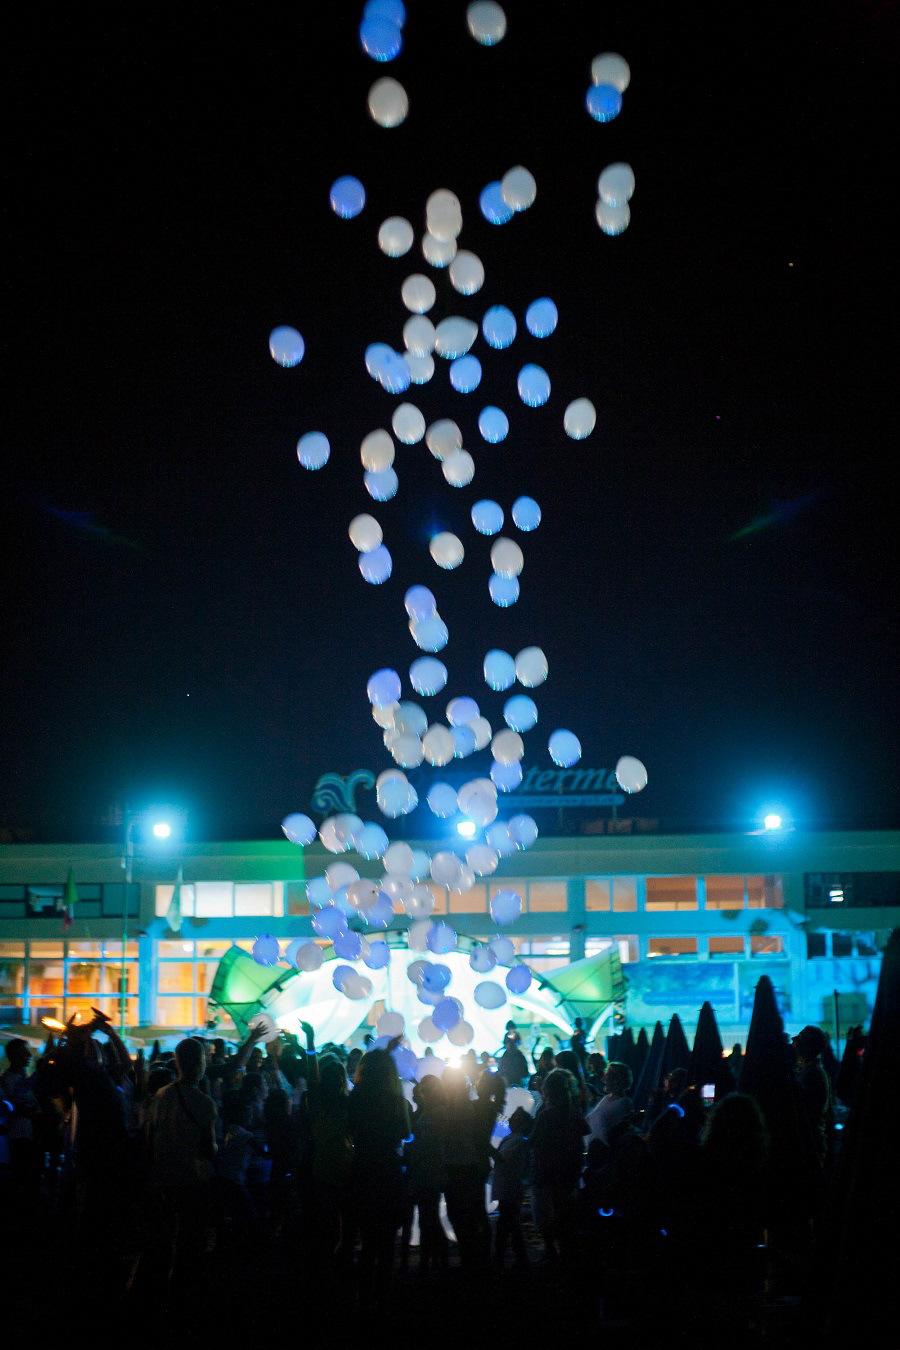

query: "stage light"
xmin=456 ymin=820 xmax=477 ymax=839
xmin=152 ymin=819 xmax=173 ymax=840
xmin=763 ymin=813 xmax=783 ymax=832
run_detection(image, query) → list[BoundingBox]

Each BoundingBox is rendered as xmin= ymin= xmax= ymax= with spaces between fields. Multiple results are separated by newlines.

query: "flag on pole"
xmin=62 ymin=867 xmax=79 ymax=931
xmin=166 ymin=865 xmax=183 ymax=933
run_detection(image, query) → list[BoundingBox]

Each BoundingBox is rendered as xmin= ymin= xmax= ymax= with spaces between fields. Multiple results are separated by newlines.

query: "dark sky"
xmin=4 ymin=2 xmax=898 ymax=843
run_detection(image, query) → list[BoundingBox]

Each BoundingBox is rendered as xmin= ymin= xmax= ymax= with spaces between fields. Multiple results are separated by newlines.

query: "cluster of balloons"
xmin=596 ymin=162 xmax=635 ymax=237
xmin=585 ymin=51 xmax=630 ymax=123
xmin=359 ymin=0 xmax=406 ymax=63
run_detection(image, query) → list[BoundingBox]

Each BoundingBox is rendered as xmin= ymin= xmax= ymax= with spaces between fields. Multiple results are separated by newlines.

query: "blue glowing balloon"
xmin=252 ymin=934 xmax=280 ymax=966
xmin=282 ymin=812 xmax=316 ymax=845
xmin=364 ymin=939 xmax=391 ymax=970
xmin=474 ymin=980 xmax=506 ymax=1009
xmin=359 ymin=544 xmax=393 ymax=584
xmin=471 ymin=499 xmax=504 ymax=535
xmin=330 ymin=175 xmax=366 ymax=218
xmin=332 ymin=963 xmax=356 ymax=992
xmin=452 ymin=724 xmax=477 ymax=757
xmin=354 ymin=822 xmax=389 ymax=860
xmin=432 ymin=997 xmax=461 ymax=1031
xmin=449 ymin=354 xmax=482 ymax=393
xmin=489 ymin=573 xmax=520 ymax=607
xmin=365 ymin=342 xmax=393 ymax=378
xmin=483 ymin=649 xmax=516 ymax=690
xmin=479 ymin=180 xmax=514 ymax=225
xmin=364 ymin=0 xmax=406 ymax=25
xmin=422 ymin=962 xmax=452 ymax=993
xmin=525 ymin=297 xmax=558 ymax=338
xmin=482 ymin=305 xmax=517 ymax=349
xmin=411 ymin=614 xmax=449 ymax=651
xmin=490 ymin=935 xmax=516 ymax=963
xmin=517 ymin=364 xmax=551 ymax=407
xmin=359 ymin=15 xmax=402 ymax=61
xmin=427 ymin=782 xmax=458 ymax=818
xmin=392 ymin=1044 xmax=418 ymax=1080
xmin=269 ymin=326 xmax=305 ymax=368
xmin=362 ymin=892 xmax=394 ymax=928
xmin=509 ymin=814 xmax=539 ymax=849
xmin=418 ymin=985 xmax=442 ymax=1007
xmin=503 ymin=695 xmax=538 ymax=732
xmin=511 ymin=495 xmax=541 ymax=531
xmin=296 ymin=431 xmax=330 ymax=470
xmin=365 ymin=467 xmax=399 ymax=501
xmin=478 ymin=406 xmax=509 ymax=443
xmin=367 ymin=667 xmax=402 ymax=707
xmin=333 ymin=930 xmax=363 ymax=960
xmin=548 ymin=729 xmax=582 ymax=767
xmin=586 ymin=83 xmax=622 ymax=122
xmin=469 ymin=945 xmax=497 ymax=974
xmin=313 ymin=906 xmax=349 ymax=940
xmin=491 ymin=758 xmax=523 ymax=792
xmin=427 ymin=922 xmax=457 ymax=955
xmin=405 ymin=585 xmax=437 ymax=621
xmin=490 ymin=889 xmax=522 ymax=925
xmin=505 ymin=964 xmax=533 ymax=995
xmin=307 ymin=875 xmax=332 ymax=908
xmin=410 ymin=656 xmax=447 ymax=696
xmin=380 ymin=351 xmax=411 ymax=393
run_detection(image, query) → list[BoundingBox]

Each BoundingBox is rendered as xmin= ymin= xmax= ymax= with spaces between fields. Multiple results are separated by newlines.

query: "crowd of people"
xmin=0 ymin=965 xmax=891 ymax=1342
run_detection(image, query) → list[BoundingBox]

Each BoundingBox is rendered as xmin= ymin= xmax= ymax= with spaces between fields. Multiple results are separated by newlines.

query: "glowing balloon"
xmin=384 ymin=842 xmax=414 ymax=876
xmin=394 ymin=702 xmax=427 ymax=737
xmin=482 ymin=305 xmax=517 ymax=349
xmin=343 ymin=973 xmax=374 ymax=1002
xmin=423 ymin=725 xmax=455 ymax=766
xmin=517 ymin=364 xmax=551 ymax=407
xmin=367 ymin=668 xmax=401 ymax=707
xmin=506 ymin=965 xmax=532 ymax=995
xmin=320 ymin=814 xmax=362 ymax=853
xmin=427 ymin=922 xmax=457 ymax=955
xmin=377 ymin=349 xmax=411 ymax=393
xmin=269 ymin=326 xmax=304 ymax=368
xmin=486 ymin=822 xmax=515 ymax=856
xmin=470 ymin=945 xmax=497 ymax=974
xmin=403 ymin=316 xmax=436 ymax=356
xmin=405 ymin=584 xmax=437 ymax=620
xmin=484 ymin=648 xmax=516 ymax=690
xmin=492 ymin=728 xmax=525 ymax=763
xmin=479 ymin=180 xmax=513 ymax=225
xmin=449 ymin=250 xmax=485 ymax=296
xmin=364 ymin=0 xmax=406 ymax=26
xmin=368 ymin=76 xmax=408 ymax=127
xmin=451 ymin=723 xmax=474 ymax=757
xmin=564 ymin=397 xmax=596 ymax=439
xmin=466 ymin=844 xmax=499 ymax=876
xmin=402 ymin=274 xmax=436 ymax=314
xmin=364 ymin=467 xmax=399 ymax=501
xmin=359 ymin=15 xmax=402 ymax=61
xmin=501 ymin=166 xmax=536 ymax=211
xmin=326 ymin=861 xmax=359 ymax=891
xmin=615 ymin=755 xmax=648 ymax=794
xmin=405 ymin=352 xmax=434 ymax=384
xmin=509 ymin=814 xmax=539 ymax=849
xmin=359 ymin=544 xmax=392 ymax=584
xmin=347 ymin=878 xmax=380 ymax=909
xmin=467 ymin=1 xmax=506 ymax=44
xmin=295 ymin=941 xmax=324 ymax=972
xmin=296 ymin=431 xmax=330 ymax=469
xmin=475 ymin=980 xmax=506 ymax=1009
xmin=426 ymin=419 xmax=462 ymax=461
xmin=525 ymin=298 xmax=558 ymax=338
xmin=251 ymin=934 xmax=280 ymax=966
xmin=490 ymin=537 xmax=524 ymax=577
xmin=426 ymin=189 xmax=463 ymax=241
xmin=362 ymin=892 xmax=394 ymax=927
xmin=434 ymin=316 xmax=478 ymax=359
xmin=490 ymin=935 xmax=516 ymax=963
xmin=410 ymin=615 xmax=449 ymax=652
xmin=247 ymin=1011 xmax=279 ymax=1044
xmin=307 ymin=875 xmax=332 ymax=907
xmin=410 ymin=657 xmax=447 ymax=696
xmin=427 ymin=782 xmax=458 ymax=818
xmin=490 ymin=889 xmax=522 ymax=924
xmin=422 ymin=232 xmax=457 ymax=268
xmin=586 ymin=84 xmax=622 ymax=122
xmin=503 ymin=695 xmax=538 ymax=732
xmin=511 ymin=496 xmax=541 ymax=531
xmin=281 ymin=813 xmax=316 ymax=845
xmin=418 ymin=1016 xmax=442 ymax=1043
xmin=449 ymin=355 xmax=482 ymax=393
xmin=471 ymin=500 xmax=504 ymax=535
xmin=442 ymin=450 xmax=475 ymax=487
xmin=595 ymin=199 xmax=630 ymax=236
xmin=432 ymin=997 xmax=461 ymax=1031
xmin=470 ymin=715 xmax=492 ymax=751
xmin=364 ymin=939 xmax=391 ymax=970
xmin=334 ymin=930 xmax=363 ymax=961
xmin=387 ymin=731 xmax=424 ymax=768
xmin=515 ymin=647 xmax=548 ymax=687
xmin=430 ymin=852 xmax=463 ymax=888
xmin=360 ymin=430 xmax=394 ymax=472
xmin=478 ymin=406 xmax=509 ymax=443
xmin=406 ymin=884 xmax=435 ymax=918
xmin=354 ymin=823 xmax=390 ymax=861
xmin=349 ymin=514 xmax=383 ymax=553
xmin=549 ymin=729 xmax=581 ymax=767
xmin=445 ymin=697 xmax=478 ymax=728
xmin=378 ymin=216 xmax=414 ymax=257
xmin=448 ymin=1019 xmax=474 ymax=1047
xmin=598 ymin=162 xmax=635 ymax=206
xmin=392 ymin=403 xmax=426 ymax=445
xmin=489 ymin=573 xmax=519 ymax=607
xmin=591 ymin=51 xmax=631 ymax=91
xmin=330 ymin=176 xmax=366 ymax=218
xmin=372 ymin=702 xmax=398 ymax=729
xmin=377 ymin=1011 xmax=405 ymax=1040
xmin=313 ymin=906 xmax=348 ymax=940
xmin=491 ymin=759 xmax=522 ymax=792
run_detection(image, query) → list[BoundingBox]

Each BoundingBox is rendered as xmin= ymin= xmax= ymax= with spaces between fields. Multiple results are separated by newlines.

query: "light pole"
xmin=120 ymin=808 xmax=178 ymax=1034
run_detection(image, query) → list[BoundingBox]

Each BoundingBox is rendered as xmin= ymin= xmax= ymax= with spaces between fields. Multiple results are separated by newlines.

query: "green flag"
xmin=166 ymin=865 xmax=183 ymax=933
xmin=62 ymin=867 xmax=79 ymax=930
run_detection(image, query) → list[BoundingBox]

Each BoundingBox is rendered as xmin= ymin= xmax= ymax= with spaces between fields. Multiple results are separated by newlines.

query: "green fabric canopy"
xmin=541 ymin=947 xmax=625 ymax=1024
xmin=208 ymin=945 xmax=294 ymax=1038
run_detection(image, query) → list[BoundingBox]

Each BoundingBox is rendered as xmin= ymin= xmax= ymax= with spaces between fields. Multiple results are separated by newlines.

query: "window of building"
xmin=648 ymin=936 xmax=698 ymax=958
xmin=155 ymin=881 xmax=284 ymax=919
xmin=449 ymin=884 xmax=488 ymax=913
xmin=586 ymin=879 xmax=610 ymax=911
xmin=613 ymin=878 xmax=638 ymax=912
xmin=705 ymin=875 xmax=745 ymax=909
xmin=521 ymin=936 xmax=569 ymax=971
xmin=749 ymin=934 xmax=785 ymax=957
xmin=708 ymin=935 xmax=745 ymax=958
xmin=645 ymin=877 xmax=698 ymax=911
xmin=806 ymin=932 xmax=827 ymax=959
xmin=0 ymin=886 xmax=27 ymax=917
xmin=527 ymin=882 xmax=566 ymax=913
xmin=286 ymin=883 xmax=310 ymax=916
xmin=15 ymin=940 xmax=139 ymax=1025
xmin=156 ymin=943 xmax=220 ymax=1027
xmin=195 ymin=883 xmax=234 ymax=917
xmin=831 ymin=933 xmax=853 ymax=958
xmin=855 ymin=932 xmax=881 ymax=958
xmin=587 ymin=934 xmax=638 ymax=964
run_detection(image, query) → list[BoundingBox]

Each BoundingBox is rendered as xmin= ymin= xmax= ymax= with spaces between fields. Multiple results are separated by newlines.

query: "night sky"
xmin=4 ymin=2 xmax=898 ymax=844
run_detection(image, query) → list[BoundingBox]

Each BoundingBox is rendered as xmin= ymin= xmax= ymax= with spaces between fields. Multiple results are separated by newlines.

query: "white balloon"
xmin=360 ymin=429 xmax=395 ymax=472
xmin=598 ymin=162 xmax=635 ymax=207
xmin=469 ymin=715 xmax=493 ymax=750
xmin=404 ymin=352 xmax=434 ymax=384
xmin=372 ymin=701 xmax=398 ymax=729
xmin=377 ymin=1010 xmax=406 ymax=1038
xmin=394 ymin=701 xmax=428 ymax=737
xmin=447 ymin=697 xmax=480 ymax=727
xmin=347 ymin=878 xmax=380 ymax=909
xmin=442 ymin=450 xmax=475 ymax=488
xmin=295 ymin=941 xmax=324 ymax=972
xmin=595 ymin=198 xmax=631 ymax=236
xmin=406 ymin=884 xmax=436 ymax=918
xmin=431 ymin=851 xmax=463 ymax=888
xmin=384 ymin=841 xmax=415 ymax=876
xmin=615 ymin=755 xmax=648 ymax=794
xmin=590 ymin=51 xmax=631 ymax=91
xmin=348 ymin=513 xmax=383 ymax=553
xmin=449 ymin=250 xmax=485 ymax=296
xmin=467 ymin=1 xmax=506 ymax=45
xmin=515 ymin=646 xmax=548 ymax=687
xmin=447 ymin=1018 xmax=474 ymax=1046
xmin=402 ymin=274 xmax=437 ymax=313
xmin=426 ymin=418 xmax=462 ymax=460
xmin=434 ymin=317 xmax=478 ymax=359
xmin=426 ymin=189 xmax=463 ymax=242
xmin=408 ymin=919 xmax=433 ymax=952
xmin=378 ymin=216 xmax=414 ymax=257
xmin=388 ymin=732 xmax=425 ymax=769
xmin=392 ymin=402 xmax=426 ymax=444
xmin=492 ymin=729 xmax=525 ymax=763
xmin=457 ymin=777 xmax=497 ymax=814
xmin=423 ymin=724 xmax=455 ymax=766
xmin=427 ymin=782 xmax=458 ymax=818
xmin=421 ymin=231 xmax=457 ymax=268
xmin=466 ymin=843 xmax=499 ymax=876
xmin=490 ymin=537 xmax=524 ymax=577
xmin=430 ymin=532 xmax=465 ymax=569
xmin=403 ymin=315 xmax=436 ymax=356
xmin=326 ymin=861 xmax=359 ymax=891
xmin=367 ymin=76 xmax=409 ymax=128
xmin=564 ymin=398 xmax=597 ymax=440
xmin=501 ymin=166 xmax=537 ymax=211
xmin=418 ymin=1016 xmax=443 ymax=1043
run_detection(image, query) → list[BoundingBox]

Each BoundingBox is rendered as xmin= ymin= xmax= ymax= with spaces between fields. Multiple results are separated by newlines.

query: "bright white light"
xmin=152 ymin=820 xmax=173 ymax=840
xmin=829 ymin=888 xmax=844 ymax=903
xmin=456 ymin=820 xmax=477 ymax=839
xmin=763 ymin=813 xmax=783 ymax=832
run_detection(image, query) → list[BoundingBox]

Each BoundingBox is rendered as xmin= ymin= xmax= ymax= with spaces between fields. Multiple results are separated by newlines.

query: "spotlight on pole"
xmin=763 ymin=813 xmax=783 ymax=832
xmin=152 ymin=819 xmax=173 ymax=840
xmin=456 ymin=819 xmax=477 ymax=839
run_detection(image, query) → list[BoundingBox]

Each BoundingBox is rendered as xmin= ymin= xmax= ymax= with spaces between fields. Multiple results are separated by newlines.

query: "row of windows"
xmin=0 ymin=940 xmax=139 ymax=1025
xmin=805 ymin=931 xmax=882 ymax=959
xmin=0 ymin=883 xmax=139 ymax=919
xmin=154 ymin=882 xmax=285 ymax=918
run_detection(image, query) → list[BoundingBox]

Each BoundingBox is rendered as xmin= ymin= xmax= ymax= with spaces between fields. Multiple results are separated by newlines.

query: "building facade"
xmin=1 ymin=829 xmax=897 ymax=1045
